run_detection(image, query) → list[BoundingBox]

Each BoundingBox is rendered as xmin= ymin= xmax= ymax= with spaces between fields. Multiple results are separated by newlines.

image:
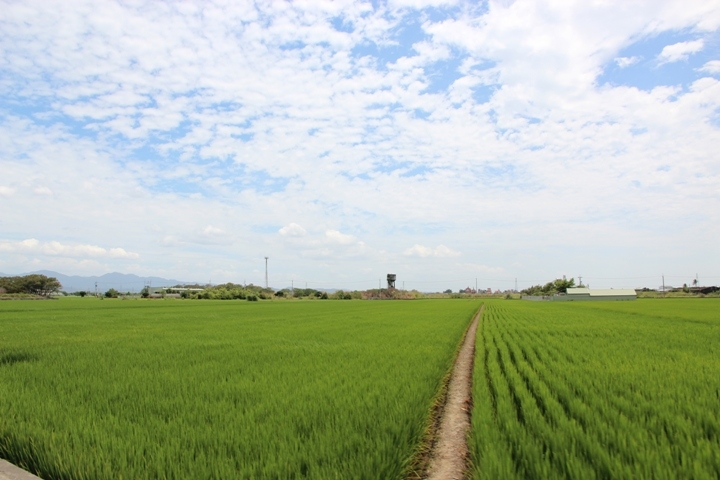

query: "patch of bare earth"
xmin=424 ymin=308 xmax=480 ymax=480
xmin=0 ymin=459 xmax=42 ymax=480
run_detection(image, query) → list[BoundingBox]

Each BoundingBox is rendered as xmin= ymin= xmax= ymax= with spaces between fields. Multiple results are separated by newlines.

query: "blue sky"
xmin=1 ymin=0 xmax=719 ymax=291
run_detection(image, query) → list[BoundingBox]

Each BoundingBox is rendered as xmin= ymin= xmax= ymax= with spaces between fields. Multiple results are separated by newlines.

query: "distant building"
xmin=523 ymin=287 xmax=637 ymax=302
xmin=564 ymin=287 xmax=636 ymax=301
xmin=149 ymin=287 xmax=204 ymax=294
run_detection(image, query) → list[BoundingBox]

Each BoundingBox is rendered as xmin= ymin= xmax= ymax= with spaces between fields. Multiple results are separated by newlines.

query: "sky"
xmin=1 ymin=0 xmax=719 ymax=292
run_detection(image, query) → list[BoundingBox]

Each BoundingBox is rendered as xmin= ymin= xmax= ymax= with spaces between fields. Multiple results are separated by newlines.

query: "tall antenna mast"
xmin=264 ymin=257 xmax=269 ymax=289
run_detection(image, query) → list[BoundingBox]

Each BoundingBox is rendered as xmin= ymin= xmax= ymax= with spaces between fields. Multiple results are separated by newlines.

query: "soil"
xmin=425 ymin=308 xmax=480 ymax=480
xmin=0 ymin=459 xmax=42 ymax=480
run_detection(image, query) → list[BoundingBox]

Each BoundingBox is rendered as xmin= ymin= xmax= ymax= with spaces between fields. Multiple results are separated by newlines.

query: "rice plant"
xmin=0 ymin=298 xmax=479 ymax=479
xmin=470 ymin=299 xmax=720 ymax=480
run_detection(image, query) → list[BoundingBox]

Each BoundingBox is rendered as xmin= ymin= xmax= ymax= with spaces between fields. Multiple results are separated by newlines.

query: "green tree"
xmin=552 ymin=277 xmax=575 ymax=293
xmin=0 ymin=274 xmax=62 ymax=296
xmin=105 ymin=288 xmax=120 ymax=298
xmin=522 ymin=277 xmax=575 ymax=295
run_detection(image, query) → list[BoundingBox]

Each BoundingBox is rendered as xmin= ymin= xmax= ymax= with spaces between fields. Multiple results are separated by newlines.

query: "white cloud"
xmin=389 ymin=0 xmax=459 ymax=9
xmin=0 ymin=239 xmax=139 ymax=259
xmin=404 ymin=245 xmax=433 ymax=258
xmin=615 ymin=56 xmax=639 ymax=68
xmin=191 ymin=225 xmax=233 ymax=245
xmin=404 ymin=244 xmax=460 ymax=258
xmin=698 ymin=60 xmax=720 ymax=74
xmin=0 ymin=1 xmax=718 ymax=288
xmin=279 ymin=223 xmax=307 ymax=237
xmin=201 ymin=225 xmax=225 ymax=236
xmin=161 ymin=235 xmax=182 ymax=246
xmin=33 ymin=186 xmax=53 ymax=196
xmin=107 ymin=248 xmax=137 ymax=258
xmin=325 ymin=230 xmax=356 ymax=245
xmin=433 ymin=245 xmax=461 ymax=257
xmin=460 ymin=262 xmax=505 ymax=274
xmin=657 ymin=39 xmax=704 ymax=64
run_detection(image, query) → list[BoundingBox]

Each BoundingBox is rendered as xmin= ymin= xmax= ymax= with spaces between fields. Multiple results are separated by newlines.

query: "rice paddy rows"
xmin=0 ymin=298 xmax=479 ymax=479
xmin=470 ymin=299 xmax=720 ymax=480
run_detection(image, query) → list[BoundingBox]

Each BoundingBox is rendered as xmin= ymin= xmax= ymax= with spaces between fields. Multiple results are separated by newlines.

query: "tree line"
xmin=0 ymin=274 xmax=62 ymax=296
xmin=521 ymin=277 xmax=576 ymax=296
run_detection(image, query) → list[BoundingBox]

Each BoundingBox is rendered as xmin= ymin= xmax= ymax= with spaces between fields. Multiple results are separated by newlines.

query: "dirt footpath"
xmin=0 ymin=459 xmax=42 ymax=480
xmin=425 ymin=308 xmax=480 ymax=480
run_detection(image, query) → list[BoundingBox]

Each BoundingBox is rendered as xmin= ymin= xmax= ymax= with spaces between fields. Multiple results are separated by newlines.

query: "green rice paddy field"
xmin=471 ymin=299 xmax=720 ymax=480
xmin=0 ymin=299 xmax=478 ymax=479
xmin=1 ymin=297 xmax=719 ymax=479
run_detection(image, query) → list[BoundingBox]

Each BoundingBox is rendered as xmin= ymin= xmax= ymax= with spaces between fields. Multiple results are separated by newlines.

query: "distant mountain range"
xmin=0 ymin=271 xmax=347 ymax=293
xmin=0 ymin=270 xmax=193 ymax=293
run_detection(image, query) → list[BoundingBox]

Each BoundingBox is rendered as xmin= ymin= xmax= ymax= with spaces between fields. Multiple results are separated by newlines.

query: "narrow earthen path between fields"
xmin=0 ymin=459 xmax=42 ymax=480
xmin=425 ymin=307 xmax=481 ymax=480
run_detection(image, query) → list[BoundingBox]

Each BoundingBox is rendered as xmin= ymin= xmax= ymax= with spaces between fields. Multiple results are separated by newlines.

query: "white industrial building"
xmin=523 ymin=287 xmax=637 ymax=301
xmin=564 ymin=287 xmax=637 ymax=301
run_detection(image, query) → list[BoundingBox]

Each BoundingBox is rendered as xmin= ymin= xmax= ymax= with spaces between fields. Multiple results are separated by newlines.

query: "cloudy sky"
xmin=1 ymin=0 xmax=719 ymax=291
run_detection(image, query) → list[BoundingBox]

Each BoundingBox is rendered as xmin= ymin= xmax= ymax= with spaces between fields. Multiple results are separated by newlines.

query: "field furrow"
xmin=470 ymin=299 xmax=720 ymax=480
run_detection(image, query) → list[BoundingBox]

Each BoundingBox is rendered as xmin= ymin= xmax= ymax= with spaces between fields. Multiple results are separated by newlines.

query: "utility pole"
xmin=291 ymin=280 xmax=294 ymax=297
xmin=95 ymin=281 xmax=98 ymax=297
xmin=264 ymin=257 xmax=269 ymax=289
xmin=515 ymin=277 xmax=518 ymax=292
xmin=662 ymin=274 xmax=665 ymax=296
xmin=578 ymin=275 xmax=583 ymax=287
